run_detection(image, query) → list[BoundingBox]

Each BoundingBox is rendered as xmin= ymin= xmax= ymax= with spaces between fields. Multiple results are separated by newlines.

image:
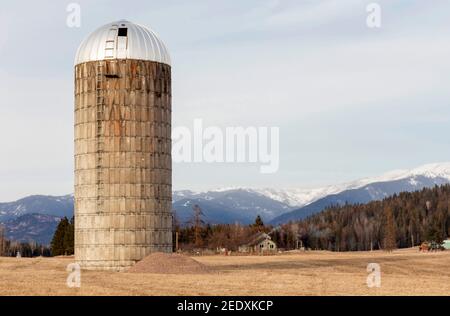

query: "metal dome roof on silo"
xmin=75 ymin=20 xmax=171 ymax=66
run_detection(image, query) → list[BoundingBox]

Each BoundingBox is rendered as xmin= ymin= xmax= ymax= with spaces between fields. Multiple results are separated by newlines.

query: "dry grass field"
xmin=0 ymin=248 xmax=449 ymax=296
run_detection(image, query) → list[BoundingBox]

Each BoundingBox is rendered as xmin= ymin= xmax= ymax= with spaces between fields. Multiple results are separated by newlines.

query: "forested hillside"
xmin=289 ymin=185 xmax=450 ymax=251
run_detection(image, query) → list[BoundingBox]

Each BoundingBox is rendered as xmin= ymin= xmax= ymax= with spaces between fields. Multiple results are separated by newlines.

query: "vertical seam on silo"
xmin=135 ymin=24 xmax=149 ymax=61
xmin=147 ymin=28 xmax=163 ymax=64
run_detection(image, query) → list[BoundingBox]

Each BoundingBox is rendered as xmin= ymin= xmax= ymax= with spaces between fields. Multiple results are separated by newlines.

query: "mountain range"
xmin=269 ymin=174 xmax=450 ymax=224
xmin=172 ymin=189 xmax=292 ymax=224
xmin=1 ymin=162 xmax=450 ymax=244
xmin=3 ymin=214 xmax=62 ymax=245
xmin=0 ymin=194 xmax=73 ymax=222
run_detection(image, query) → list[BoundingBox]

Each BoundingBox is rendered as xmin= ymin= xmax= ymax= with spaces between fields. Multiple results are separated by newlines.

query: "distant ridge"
xmin=270 ymin=171 xmax=450 ymax=224
xmin=1 ymin=162 xmax=450 ymax=242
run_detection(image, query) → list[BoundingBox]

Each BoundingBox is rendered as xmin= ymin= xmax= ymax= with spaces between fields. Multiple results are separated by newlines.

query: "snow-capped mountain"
xmin=171 ymin=162 xmax=450 ymax=224
xmin=172 ymin=189 xmax=293 ymax=225
xmin=0 ymin=195 xmax=74 ymax=222
xmin=269 ymin=163 xmax=450 ymax=224
xmin=251 ymin=162 xmax=450 ymax=207
xmin=0 ymin=190 xmax=294 ymax=229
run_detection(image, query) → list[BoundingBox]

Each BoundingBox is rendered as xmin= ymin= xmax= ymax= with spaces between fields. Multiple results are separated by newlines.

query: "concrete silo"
xmin=74 ymin=20 xmax=172 ymax=270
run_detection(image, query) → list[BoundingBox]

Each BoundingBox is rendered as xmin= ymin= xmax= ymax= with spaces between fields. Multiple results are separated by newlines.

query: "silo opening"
xmin=118 ymin=28 xmax=128 ymax=37
xmin=105 ymin=74 xmax=121 ymax=79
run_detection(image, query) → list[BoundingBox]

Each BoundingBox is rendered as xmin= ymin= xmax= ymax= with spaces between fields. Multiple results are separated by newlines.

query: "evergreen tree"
xmin=51 ymin=217 xmax=74 ymax=256
xmin=253 ymin=215 xmax=264 ymax=229
xmin=426 ymin=221 xmax=444 ymax=245
xmin=63 ymin=217 xmax=75 ymax=255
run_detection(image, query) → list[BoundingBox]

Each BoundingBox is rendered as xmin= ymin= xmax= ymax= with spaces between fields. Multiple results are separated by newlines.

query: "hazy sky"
xmin=1 ymin=0 xmax=450 ymax=201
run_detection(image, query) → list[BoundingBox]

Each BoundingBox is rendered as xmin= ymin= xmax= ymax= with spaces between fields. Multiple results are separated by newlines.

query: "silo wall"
xmin=74 ymin=59 xmax=172 ymax=270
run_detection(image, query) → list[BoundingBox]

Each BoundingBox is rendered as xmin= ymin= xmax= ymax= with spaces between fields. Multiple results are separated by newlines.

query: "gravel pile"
xmin=127 ymin=252 xmax=211 ymax=274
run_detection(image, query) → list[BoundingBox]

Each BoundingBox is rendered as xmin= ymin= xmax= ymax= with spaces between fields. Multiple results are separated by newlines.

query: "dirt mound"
xmin=127 ymin=253 xmax=211 ymax=274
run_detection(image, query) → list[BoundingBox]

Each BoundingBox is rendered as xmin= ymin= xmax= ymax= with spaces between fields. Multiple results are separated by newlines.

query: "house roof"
xmin=243 ymin=233 xmax=272 ymax=247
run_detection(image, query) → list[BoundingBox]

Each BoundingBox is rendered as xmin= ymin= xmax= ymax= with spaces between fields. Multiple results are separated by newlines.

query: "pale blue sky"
xmin=1 ymin=0 xmax=450 ymax=200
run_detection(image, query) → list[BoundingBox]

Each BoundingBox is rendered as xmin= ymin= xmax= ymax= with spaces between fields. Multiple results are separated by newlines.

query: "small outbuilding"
xmin=238 ymin=233 xmax=277 ymax=254
xmin=443 ymin=239 xmax=450 ymax=250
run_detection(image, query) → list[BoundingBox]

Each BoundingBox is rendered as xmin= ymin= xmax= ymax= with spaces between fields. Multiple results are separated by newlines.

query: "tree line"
xmin=288 ymin=185 xmax=450 ymax=251
xmin=0 ymin=217 xmax=74 ymax=258
xmin=2 ymin=240 xmax=52 ymax=257
xmin=0 ymin=225 xmax=51 ymax=257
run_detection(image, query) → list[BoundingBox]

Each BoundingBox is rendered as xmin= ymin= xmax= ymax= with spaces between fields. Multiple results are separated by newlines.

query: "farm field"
xmin=0 ymin=248 xmax=449 ymax=296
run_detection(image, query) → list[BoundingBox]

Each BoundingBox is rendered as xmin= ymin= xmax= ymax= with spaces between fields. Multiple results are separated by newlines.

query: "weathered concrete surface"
xmin=74 ymin=59 xmax=172 ymax=270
